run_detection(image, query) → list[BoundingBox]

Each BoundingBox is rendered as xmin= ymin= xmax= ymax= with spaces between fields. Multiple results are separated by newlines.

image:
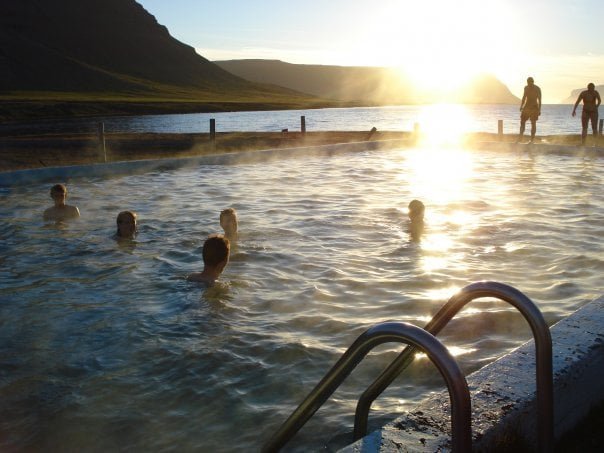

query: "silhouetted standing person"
xmin=518 ymin=77 xmax=542 ymax=143
xmin=572 ymin=83 xmax=601 ymax=145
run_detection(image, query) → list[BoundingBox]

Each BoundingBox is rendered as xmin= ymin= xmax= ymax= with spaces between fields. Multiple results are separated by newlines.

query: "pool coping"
xmin=339 ymin=295 xmax=604 ymax=452
xmin=2 ymin=139 xmax=603 ymax=187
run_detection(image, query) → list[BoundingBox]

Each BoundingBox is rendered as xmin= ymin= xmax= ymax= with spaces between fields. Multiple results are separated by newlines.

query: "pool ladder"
xmin=262 ymin=281 xmax=554 ymax=452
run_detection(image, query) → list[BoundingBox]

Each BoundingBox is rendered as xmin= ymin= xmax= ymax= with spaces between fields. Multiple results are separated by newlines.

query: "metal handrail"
xmin=353 ymin=281 xmax=553 ymax=453
xmin=262 ymin=321 xmax=472 ymax=452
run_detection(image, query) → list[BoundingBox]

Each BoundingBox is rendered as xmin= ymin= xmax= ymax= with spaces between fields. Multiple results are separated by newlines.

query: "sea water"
xmin=0 ymin=146 xmax=603 ymax=451
xmin=0 ymin=104 xmax=582 ymax=137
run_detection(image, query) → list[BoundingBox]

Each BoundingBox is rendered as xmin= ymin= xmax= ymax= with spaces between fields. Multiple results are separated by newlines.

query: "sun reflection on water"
xmin=415 ymin=345 xmax=478 ymax=359
xmin=404 ymin=147 xmax=474 ymax=204
xmin=394 ymin=141 xmax=476 ymax=275
xmin=415 ymin=104 xmax=473 ymax=146
xmin=422 ymin=286 xmax=462 ymax=303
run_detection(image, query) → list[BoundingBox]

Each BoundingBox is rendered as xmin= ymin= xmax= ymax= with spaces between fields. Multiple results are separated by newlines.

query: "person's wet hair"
xmin=408 ymin=199 xmax=425 ymax=221
xmin=203 ymin=234 xmax=230 ymax=267
xmin=220 ymin=208 xmax=237 ymax=222
xmin=116 ymin=210 xmax=137 ymax=237
xmin=50 ymin=184 xmax=67 ymax=196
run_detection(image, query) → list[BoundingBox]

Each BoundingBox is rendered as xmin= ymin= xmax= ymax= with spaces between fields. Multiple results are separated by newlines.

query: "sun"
xmin=357 ymin=0 xmax=517 ymax=95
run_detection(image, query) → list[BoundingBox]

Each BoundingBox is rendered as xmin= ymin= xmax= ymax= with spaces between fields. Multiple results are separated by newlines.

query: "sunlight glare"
xmin=361 ymin=0 xmax=518 ymax=94
xmin=415 ymin=345 xmax=477 ymax=360
xmin=404 ymin=147 xmax=474 ymax=204
xmin=423 ymin=286 xmax=462 ymax=302
xmin=416 ymin=104 xmax=473 ymax=146
xmin=421 ymin=233 xmax=453 ymax=253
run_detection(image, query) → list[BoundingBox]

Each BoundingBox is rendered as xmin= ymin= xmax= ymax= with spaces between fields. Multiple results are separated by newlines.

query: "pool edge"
xmin=3 ymin=139 xmax=602 ymax=187
xmin=339 ymin=295 xmax=604 ymax=452
xmin=0 ymin=139 xmax=411 ymax=187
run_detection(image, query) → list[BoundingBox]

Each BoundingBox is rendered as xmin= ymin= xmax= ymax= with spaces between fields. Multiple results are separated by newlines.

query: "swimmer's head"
xmin=527 ymin=77 xmax=534 ymax=85
xmin=220 ymin=208 xmax=238 ymax=236
xmin=203 ymin=234 xmax=230 ymax=269
xmin=408 ymin=199 xmax=425 ymax=222
xmin=116 ymin=210 xmax=137 ymax=238
xmin=50 ymin=184 xmax=67 ymax=205
xmin=588 ymin=82 xmax=595 ymax=90
xmin=50 ymin=184 xmax=67 ymax=196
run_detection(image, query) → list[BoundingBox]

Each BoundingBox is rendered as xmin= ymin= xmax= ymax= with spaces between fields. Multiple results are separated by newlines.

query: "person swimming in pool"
xmin=116 ymin=210 xmax=137 ymax=239
xmin=408 ymin=199 xmax=425 ymax=241
xmin=188 ymin=234 xmax=231 ymax=285
xmin=43 ymin=183 xmax=80 ymax=221
xmin=220 ymin=207 xmax=238 ymax=242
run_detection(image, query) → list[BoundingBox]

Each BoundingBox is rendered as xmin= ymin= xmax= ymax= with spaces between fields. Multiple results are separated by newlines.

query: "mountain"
xmin=0 ymin=0 xmax=236 ymax=92
xmin=216 ymin=60 xmax=415 ymax=104
xmin=0 ymin=0 xmax=327 ymax=119
xmin=215 ymin=60 xmax=521 ymax=105
xmin=560 ymin=85 xmax=604 ymax=104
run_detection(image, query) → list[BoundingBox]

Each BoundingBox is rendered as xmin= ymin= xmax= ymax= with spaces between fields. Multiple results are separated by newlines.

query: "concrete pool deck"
xmin=340 ymin=295 xmax=604 ymax=452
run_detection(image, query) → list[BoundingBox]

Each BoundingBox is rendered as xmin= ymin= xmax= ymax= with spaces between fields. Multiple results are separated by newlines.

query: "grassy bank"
xmin=0 ymin=89 xmax=353 ymax=122
xmin=0 ymin=130 xmax=591 ymax=173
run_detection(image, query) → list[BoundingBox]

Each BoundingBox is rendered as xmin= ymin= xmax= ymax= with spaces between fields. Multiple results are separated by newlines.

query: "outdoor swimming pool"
xmin=1 ymin=145 xmax=603 ymax=451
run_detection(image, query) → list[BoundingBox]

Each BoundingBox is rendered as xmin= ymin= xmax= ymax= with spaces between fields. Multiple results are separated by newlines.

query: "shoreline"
xmin=0 ymin=130 xmax=594 ymax=173
xmin=0 ymin=99 xmax=355 ymax=123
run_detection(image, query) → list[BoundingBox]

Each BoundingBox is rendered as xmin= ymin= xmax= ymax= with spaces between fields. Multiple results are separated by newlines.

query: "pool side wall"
xmin=0 ymin=139 xmax=411 ymax=187
xmin=2 ymin=140 xmax=603 ymax=187
xmin=339 ymin=296 xmax=604 ymax=452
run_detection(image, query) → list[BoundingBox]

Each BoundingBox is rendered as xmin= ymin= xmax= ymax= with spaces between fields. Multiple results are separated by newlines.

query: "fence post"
xmin=98 ymin=122 xmax=106 ymax=163
xmin=210 ymin=118 xmax=216 ymax=142
xmin=301 ymin=115 xmax=306 ymax=135
xmin=498 ymin=120 xmax=503 ymax=140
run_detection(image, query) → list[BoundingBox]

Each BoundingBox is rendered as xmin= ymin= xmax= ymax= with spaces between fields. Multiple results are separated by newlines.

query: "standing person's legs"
xmin=581 ymin=111 xmax=589 ymax=145
xmin=590 ymin=112 xmax=599 ymax=137
xmin=519 ymin=113 xmax=527 ymax=141
xmin=591 ymin=112 xmax=600 ymax=146
xmin=530 ymin=118 xmax=537 ymax=141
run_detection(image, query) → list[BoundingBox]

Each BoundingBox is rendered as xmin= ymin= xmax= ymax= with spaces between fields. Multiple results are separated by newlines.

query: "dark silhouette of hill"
xmin=0 ymin=0 xmax=251 ymax=92
xmin=215 ymin=60 xmax=520 ymax=105
xmin=560 ymin=85 xmax=604 ymax=104
xmin=0 ymin=0 xmax=330 ymax=120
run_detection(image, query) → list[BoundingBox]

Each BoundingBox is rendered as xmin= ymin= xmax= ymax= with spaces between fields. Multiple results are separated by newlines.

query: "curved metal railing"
xmin=261 ymin=321 xmax=472 ymax=452
xmin=353 ymin=281 xmax=553 ymax=453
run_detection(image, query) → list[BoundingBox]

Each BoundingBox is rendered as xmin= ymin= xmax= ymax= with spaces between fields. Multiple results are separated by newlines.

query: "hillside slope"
xmin=0 ymin=0 xmax=250 ymax=92
xmin=215 ymin=60 xmax=520 ymax=105
xmin=0 ymin=0 xmax=330 ymax=119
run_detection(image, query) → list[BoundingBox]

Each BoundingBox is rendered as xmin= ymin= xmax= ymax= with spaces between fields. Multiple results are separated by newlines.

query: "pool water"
xmin=1 ymin=146 xmax=603 ymax=451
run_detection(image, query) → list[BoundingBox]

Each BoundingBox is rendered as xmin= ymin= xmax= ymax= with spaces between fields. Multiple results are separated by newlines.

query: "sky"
xmin=137 ymin=0 xmax=604 ymax=103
